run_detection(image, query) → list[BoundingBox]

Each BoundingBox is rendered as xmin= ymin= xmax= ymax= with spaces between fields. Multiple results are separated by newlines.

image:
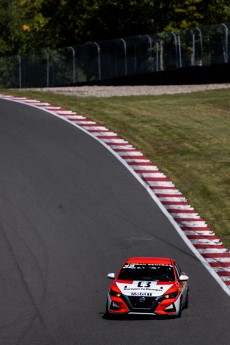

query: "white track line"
xmin=1 ymin=94 xmax=229 ymax=296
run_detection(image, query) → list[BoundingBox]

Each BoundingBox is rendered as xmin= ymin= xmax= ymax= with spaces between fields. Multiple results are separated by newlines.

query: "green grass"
xmin=1 ymin=88 xmax=230 ymax=249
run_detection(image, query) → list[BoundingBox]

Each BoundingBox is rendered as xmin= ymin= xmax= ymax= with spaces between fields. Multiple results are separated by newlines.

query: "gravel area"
xmin=36 ymin=83 xmax=230 ymax=97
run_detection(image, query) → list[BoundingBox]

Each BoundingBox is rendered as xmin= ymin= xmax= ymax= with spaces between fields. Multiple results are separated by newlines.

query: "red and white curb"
xmin=1 ymin=94 xmax=230 ymax=296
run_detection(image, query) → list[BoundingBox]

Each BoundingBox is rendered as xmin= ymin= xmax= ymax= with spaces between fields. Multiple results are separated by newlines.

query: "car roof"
xmin=124 ymin=257 xmax=174 ymax=265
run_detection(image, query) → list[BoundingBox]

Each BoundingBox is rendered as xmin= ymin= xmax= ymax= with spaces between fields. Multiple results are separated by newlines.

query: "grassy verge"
xmin=1 ymin=88 xmax=230 ymax=249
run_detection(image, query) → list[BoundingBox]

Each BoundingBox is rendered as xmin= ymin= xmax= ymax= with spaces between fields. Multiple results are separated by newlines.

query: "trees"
xmin=39 ymin=0 xmax=159 ymax=45
xmin=0 ymin=0 xmax=229 ymax=56
xmin=0 ymin=0 xmax=22 ymax=55
xmin=76 ymin=0 xmax=158 ymax=41
xmin=164 ymin=0 xmax=230 ymax=32
xmin=0 ymin=0 xmax=50 ymax=55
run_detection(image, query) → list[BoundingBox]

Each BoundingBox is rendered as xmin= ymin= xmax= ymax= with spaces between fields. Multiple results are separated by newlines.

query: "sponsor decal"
xmin=124 ymin=282 xmax=163 ymax=292
xmin=117 ymin=281 xmax=173 ymax=296
xmin=137 ymin=281 xmax=151 ymax=288
xmin=123 ymin=264 xmax=172 ymax=269
xmin=131 ymin=292 xmax=152 ymax=296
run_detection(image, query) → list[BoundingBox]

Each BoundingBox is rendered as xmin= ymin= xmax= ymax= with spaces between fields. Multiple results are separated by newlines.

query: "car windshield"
xmin=117 ymin=263 xmax=175 ymax=281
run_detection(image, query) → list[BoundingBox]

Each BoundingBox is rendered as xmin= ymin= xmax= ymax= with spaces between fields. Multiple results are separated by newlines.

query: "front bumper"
xmin=107 ymin=293 xmax=180 ymax=316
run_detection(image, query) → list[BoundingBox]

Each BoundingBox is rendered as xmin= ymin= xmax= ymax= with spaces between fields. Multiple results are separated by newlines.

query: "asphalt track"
xmin=0 ymin=99 xmax=229 ymax=345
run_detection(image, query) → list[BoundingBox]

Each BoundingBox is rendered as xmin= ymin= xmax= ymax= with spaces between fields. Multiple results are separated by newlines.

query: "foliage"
xmin=0 ymin=0 xmax=229 ymax=56
xmin=0 ymin=55 xmax=20 ymax=87
xmin=164 ymin=0 xmax=230 ymax=31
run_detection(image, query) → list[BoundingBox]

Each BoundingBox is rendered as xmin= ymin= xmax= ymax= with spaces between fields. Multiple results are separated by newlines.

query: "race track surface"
xmin=0 ymin=99 xmax=229 ymax=345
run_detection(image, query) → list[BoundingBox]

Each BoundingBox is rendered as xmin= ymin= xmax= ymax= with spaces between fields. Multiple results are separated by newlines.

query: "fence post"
xmin=222 ymin=23 xmax=228 ymax=63
xmin=191 ymin=30 xmax=195 ymax=66
xmin=69 ymin=46 xmax=76 ymax=83
xmin=94 ymin=42 xmax=101 ymax=80
xmin=44 ymin=50 xmax=49 ymax=87
xmin=159 ymin=39 xmax=164 ymax=70
xmin=146 ymin=35 xmax=153 ymax=71
xmin=155 ymin=41 xmax=159 ymax=71
xmin=177 ymin=34 xmax=182 ymax=67
xmin=121 ymin=38 xmax=127 ymax=75
xmin=196 ymin=27 xmax=203 ymax=66
xmin=17 ymin=55 xmax=22 ymax=89
xmin=171 ymin=32 xmax=179 ymax=68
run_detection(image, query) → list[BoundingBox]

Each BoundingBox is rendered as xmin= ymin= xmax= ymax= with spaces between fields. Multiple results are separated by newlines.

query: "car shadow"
xmin=101 ymin=313 xmax=177 ymax=321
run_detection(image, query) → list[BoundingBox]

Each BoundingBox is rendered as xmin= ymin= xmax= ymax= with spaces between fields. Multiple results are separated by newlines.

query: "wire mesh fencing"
xmin=0 ymin=23 xmax=229 ymax=88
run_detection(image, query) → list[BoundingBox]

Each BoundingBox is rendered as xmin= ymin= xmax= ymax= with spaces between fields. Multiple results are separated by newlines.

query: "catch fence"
xmin=0 ymin=23 xmax=229 ymax=88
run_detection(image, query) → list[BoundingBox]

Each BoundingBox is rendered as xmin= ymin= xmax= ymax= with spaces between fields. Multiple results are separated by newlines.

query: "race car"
xmin=105 ymin=257 xmax=189 ymax=318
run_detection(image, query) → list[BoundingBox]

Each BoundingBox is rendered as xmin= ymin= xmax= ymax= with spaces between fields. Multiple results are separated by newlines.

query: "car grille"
xmin=125 ymin=296 xmax=158 ymax=309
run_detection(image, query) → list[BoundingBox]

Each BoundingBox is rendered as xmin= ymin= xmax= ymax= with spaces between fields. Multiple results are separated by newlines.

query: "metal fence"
xmin=0 ymin=23 xmax=229 ymax=88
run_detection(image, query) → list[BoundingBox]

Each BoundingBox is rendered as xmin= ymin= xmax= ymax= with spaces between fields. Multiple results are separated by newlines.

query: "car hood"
xmin=116 ymin=280 xmax=174 ymax=297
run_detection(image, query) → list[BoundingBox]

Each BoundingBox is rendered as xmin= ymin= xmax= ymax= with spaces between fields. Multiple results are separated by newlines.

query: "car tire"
xmin=184 ymin=291 xmax=189 ymax=309
xmin=104 ymin=301 xmax=111 ymax=319
xmin=177 ymin=299 xmax=183 ymax=318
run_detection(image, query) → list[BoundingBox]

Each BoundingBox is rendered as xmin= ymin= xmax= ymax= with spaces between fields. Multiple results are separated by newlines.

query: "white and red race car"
xmin=106 ymin=257 xmax=189 ymax=318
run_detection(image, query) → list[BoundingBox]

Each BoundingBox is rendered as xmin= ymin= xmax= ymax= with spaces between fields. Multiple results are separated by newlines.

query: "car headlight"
xmin=164 ymin=291 xmax=178 ymax=299
xmin=109 ymin=289 xmax=122 ymax=298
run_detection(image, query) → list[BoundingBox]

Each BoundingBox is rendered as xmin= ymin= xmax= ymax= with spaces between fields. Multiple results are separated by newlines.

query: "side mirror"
xmin=179 ymin=274 xmax=189 ymax=281
xmin=107 ymin=273 xmax=115 ymax=279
